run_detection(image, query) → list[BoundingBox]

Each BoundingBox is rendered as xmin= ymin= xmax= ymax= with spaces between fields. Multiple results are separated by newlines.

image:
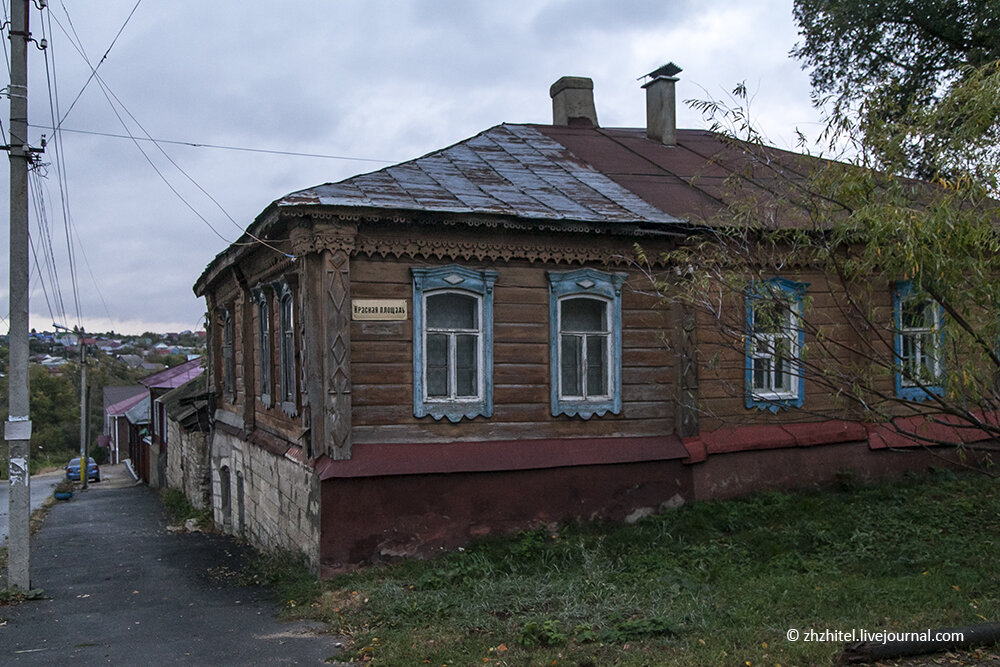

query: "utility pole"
xmin=78 ymin=328 xmax=87 ymax=490
xmin=5 ymin=0 xmax=32 ymax=591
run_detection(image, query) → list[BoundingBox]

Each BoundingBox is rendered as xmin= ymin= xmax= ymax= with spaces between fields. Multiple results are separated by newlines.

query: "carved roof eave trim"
xmin=195 ymin=204 xmax=691 ymax=294
xmin=277 ymin=204 xmax=689 ymax=238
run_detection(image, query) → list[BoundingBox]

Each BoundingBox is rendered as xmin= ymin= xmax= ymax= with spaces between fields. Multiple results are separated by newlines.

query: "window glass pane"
xmin=754 ymin=299 xmax=785 ymax=334
xmin=455 ymin=334 xmax=478 ymax=397
xmin=920 ymin=332 xmax=938 ymax=379
xmin=774 ymin=338 xmax=791 ymax=390
xmin=586 ymin=334 xmax=607 ymax=396
xmin=561 ymin=334 xmax=582 ymax=396
xmin=426 ymin=334 xmax=448 ymax=397
xmin=753 ymin=356 xmax=770 ymax=391
xmin=427 ymin=293 xmax=477 ymax=329
xmin=561 ymin=298 xmax=606 ymax=332
xmin=901 ymin=297 xmax=933 ymax=330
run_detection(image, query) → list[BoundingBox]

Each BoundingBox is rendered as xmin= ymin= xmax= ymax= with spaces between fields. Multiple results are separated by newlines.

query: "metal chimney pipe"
xmin=641 ymin=63 xmax=682 ymax=146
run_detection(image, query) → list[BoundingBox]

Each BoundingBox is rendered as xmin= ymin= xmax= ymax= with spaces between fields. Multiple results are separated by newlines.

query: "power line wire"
xmin=51 ymin=0 xmax=142 ymax=134
xmin=51 ymin=7 xmax=295 ymax=256
xmin=28 ymin=124 xmax=393 ymax=163
xmin=43 ymin=6 xmax=84 ymax=329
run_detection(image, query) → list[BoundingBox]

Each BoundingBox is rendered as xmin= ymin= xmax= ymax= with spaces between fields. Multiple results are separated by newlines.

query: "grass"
xmin=271 ymin=468 xmax=1000 ymax=666
xmin=160 ymin=488 xmax=214 ymax=531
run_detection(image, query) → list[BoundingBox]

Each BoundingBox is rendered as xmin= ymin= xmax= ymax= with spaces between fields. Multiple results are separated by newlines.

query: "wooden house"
xmin=193 ymin=68 xmax=969 ymax=573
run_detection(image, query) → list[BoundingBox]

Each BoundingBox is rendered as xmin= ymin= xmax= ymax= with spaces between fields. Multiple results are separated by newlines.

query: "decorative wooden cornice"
xmin=353 ymin=234 xmax=654 ymax=267
xmin=290 ymin=223 xmax=359 ymax=257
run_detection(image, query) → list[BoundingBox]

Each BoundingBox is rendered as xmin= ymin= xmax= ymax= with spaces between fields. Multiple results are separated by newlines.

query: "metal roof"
xmin=105 ymin=389 xmax=148 ymax=418
xmin=124 ymin=395 xmax=150 ymax=425
xmin=277 ymin=124 xmax=682 ymax=226
xmin=104 ymin=385 xmax=146 ymax=412
xmin=139 ymin=357 xmax=205 ymax=390
xmin=532 ymin=126 xmax=817 ymax=228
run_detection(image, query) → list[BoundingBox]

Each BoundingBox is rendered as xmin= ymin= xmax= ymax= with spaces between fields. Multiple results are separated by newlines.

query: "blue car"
xmin=66 ymin=457 xmax=100 ymax=482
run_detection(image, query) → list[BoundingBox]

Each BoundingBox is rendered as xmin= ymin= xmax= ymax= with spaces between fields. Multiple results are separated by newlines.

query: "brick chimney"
xmin=549 ymin=76 xmax=599 ymax=127
xmin=641 ymin=62 xmax=682 ymax=146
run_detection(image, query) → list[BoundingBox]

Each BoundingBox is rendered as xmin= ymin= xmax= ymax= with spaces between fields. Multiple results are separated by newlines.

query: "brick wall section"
xmin=165 ymin=419 xmax=212 ymax=510
xmin=211 ymin=429 xmax=321 ymax=571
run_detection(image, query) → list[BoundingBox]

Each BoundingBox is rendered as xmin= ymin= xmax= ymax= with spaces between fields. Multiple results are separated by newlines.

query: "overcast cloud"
xmin=0 ymin=0 xmax=823 ymax=334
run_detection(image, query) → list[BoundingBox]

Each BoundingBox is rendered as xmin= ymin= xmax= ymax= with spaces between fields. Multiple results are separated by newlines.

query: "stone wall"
xmin=165 ymin=419 xmax=212 ymax=510
xmin=211 ymin=427 xmax=321 ymax=571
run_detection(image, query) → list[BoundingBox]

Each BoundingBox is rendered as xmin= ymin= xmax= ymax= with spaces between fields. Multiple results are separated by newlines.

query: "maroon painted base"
xmin=320 ymin=459 xmax=691 ymax=571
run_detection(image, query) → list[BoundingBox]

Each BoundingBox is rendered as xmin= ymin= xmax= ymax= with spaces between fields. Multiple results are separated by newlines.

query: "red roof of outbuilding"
xmin=139 ymin=357 xmax=205 ymax=390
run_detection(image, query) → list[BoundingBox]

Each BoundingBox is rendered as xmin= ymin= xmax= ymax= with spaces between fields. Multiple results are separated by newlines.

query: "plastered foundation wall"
xmin=211 ymin=429 xmax=321 ymax=571
xmin=165 ymin=420 xmax=212 ymax=510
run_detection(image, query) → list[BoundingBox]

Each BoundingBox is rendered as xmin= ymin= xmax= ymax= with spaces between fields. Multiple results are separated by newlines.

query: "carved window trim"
xmin=745 ymin=277 xmax=807 ymax=412
xmin=548 ymin=268 xmax=626 ymax=419
xmin=252 ymin=287 xmax=273 ymax=408
xmin=220 ymin=307 xmax=235 ymax=404
xmin=274 ymin=278 xmax=298 ymax=416
xmin=412 ymin=265 xmax=498 ymax=422
xmin=894 ymin=280 xmax=945 ymax=402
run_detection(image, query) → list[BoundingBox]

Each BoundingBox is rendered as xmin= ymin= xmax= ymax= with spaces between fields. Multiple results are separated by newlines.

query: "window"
xmin=894 ymin=280 xmax=944 ymax=401
xmin=253 ymin=288 xmax=272 ymax=407
xmin=221 ymin=308 xmax=234 ymax=402
xmin=276 ymin=280 xmax=297 ymax=415
xmin=548 ymin=268 xmax=626 ymax=419
xmin=412 ymin=265 xmax=498 ymax=422
xmin=746 ymin=278 xmax=806 ymax=411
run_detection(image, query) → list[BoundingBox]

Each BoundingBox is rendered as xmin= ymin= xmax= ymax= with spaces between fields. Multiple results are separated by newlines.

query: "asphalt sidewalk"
xmin=0 ymin=466 xmax=343 ymax=665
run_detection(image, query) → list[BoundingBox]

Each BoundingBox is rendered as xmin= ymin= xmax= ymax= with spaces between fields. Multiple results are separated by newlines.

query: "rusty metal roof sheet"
xmin=277 ymin=124 xmax=681 ymax=226
xmin=533 ymin=126 xmax=818 ymax=227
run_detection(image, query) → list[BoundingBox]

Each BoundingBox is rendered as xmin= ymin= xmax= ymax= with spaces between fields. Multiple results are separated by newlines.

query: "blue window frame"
xmin=548 ymin=268 xmax=626 ymax=419
xmin=275 ymin=279 xmax=298 ymax=416
xmin=252 ymin=287 xmax=272 ymax=408
xmin=412 ymin=265 xmax=498 ymax=422
xmin=893 ymin=280 xmax=944 ymax=401
xmin=745 ymin=277 xmax=807 ymax=412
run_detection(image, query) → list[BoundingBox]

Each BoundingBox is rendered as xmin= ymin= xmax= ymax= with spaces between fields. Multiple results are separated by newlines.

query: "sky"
xmin=0 ymin=0 xmax=826 ymax=335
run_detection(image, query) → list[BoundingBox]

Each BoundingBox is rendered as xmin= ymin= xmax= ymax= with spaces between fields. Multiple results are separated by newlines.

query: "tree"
xmin=792 ymin=0 xmax=1000 ymax=180
xmin=651 ymin=64 xmax=1000 ymax=465
xmin=0 ymin=365 xmax=79 ymax=476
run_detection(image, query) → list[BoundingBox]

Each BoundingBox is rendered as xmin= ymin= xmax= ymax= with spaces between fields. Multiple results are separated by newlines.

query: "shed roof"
xmin=104 ymin=385 xmax=146 ymax=413
xmin=106 ymin=390 xmax=148 ymax=418
xmin=124 ymin=396 xmax=150 ymax=425
xmin=139 ymin=357 xmax=205 ymax=390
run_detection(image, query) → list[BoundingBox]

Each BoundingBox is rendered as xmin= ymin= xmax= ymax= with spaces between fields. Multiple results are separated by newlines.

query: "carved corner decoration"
xmin=673 ymin=300 xmax=699 ymax=438
xmin=325 ymin=250 xmax=352 ymax=460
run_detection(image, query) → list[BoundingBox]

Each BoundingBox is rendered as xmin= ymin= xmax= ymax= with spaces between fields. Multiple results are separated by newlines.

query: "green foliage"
xmin=792 ymin=0 xmax=1000 ymax=179
xmin=0 ymin=366 xmax=80 ymax=477
xmin=160 ymin=488 xmax=212 ymax=530
xmin=518 ymin=619 xmax=566 ymax=646
xmin=300 ymin=472 xmax=1000 ymax=665
xmin=240 ymin=549 xmax=322 ymax=613
xmin=663 ymin=68 xmax=1000 ymax=446
xmin=162 ymin=353 xmax=189 ymax=368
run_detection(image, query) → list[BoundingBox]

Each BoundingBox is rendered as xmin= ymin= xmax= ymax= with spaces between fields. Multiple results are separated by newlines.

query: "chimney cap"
xmin=638 ymin=62 xmax=682 ymax=83
xmin=549 ymin=76 xmax=594 ymax=98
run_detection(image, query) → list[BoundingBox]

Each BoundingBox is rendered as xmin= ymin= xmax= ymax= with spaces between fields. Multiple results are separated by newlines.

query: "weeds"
xmin=240 ymin=550 xmax=322 ymax=615
xmin=160 ymin=488 xmax=212 ymax=531
xmin=298 ymin=470 xmax=1000 ymax=665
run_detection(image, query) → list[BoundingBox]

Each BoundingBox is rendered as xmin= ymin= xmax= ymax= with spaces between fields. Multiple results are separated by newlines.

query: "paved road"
xmin=0 ymin=469 xmax=66 ymax=544
xmin=0 ymin=476 xmax=342 ymax=665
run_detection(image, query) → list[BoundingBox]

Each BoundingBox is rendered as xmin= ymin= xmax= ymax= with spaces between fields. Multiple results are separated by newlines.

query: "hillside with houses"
xmin=0 ymin=329 xmax=206 ymax=477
